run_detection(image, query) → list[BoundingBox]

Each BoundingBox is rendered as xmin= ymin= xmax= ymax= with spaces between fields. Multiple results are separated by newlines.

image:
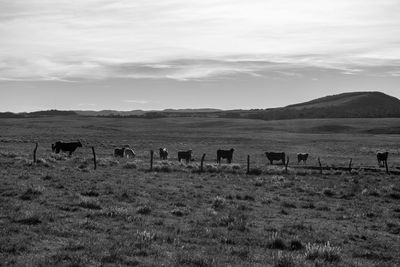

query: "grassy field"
xmin=0 ymin=116 xmax=400 ymax=266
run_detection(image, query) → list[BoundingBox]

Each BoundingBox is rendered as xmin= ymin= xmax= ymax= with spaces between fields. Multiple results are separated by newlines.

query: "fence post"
xmin=33 ymin=142 xmax=38 ymax=164
xmin=318 ymin=157 xmax=322 ymax=174
xmin=348 ymin=158 xmax=352 ymax=173
xmin=200 ymin=153 xmax=206 ymax=172
xmin=92 ymin=146 xmax=97 ymax=170
xmin=150 ymin=150 xmax=154 ymax=171
xmin=246 ymin=155 xmax=250 ymax=174
xmin=285 ymin=156 xmax=289 ymax=173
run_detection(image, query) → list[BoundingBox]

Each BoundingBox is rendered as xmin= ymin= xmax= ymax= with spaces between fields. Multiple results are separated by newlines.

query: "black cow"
xmin=217 ymin=148 xmax=234 ymax=164
xmin=159 ymin=148 xmax=168 ymax=160
xmin=178 ymin=150 xmax=193 ymax=163
xmin=297 ymin=153 xmax=309 ymax=164
xmin=114 ymin=147 xmax=125 ymax=157
xmin=53 ymin=141 xmax=82 ymax=156
xmin=377 ymin=151 xmax=389 ymax=167
xmin=265 ymin=152 xmax=286 ymax=165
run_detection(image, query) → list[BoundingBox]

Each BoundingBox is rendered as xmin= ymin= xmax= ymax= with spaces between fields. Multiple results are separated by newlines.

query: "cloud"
xmin=2 ymin=55 xmax=400 ymax=82
xmin=0 ymin=0 xmax=399 ymax=80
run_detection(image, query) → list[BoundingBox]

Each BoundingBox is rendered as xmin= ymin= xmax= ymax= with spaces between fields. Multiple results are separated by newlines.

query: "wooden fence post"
xmin=285 ymin=156 xmax=289 ymax=173
xmin=247 ymin=155 xmax=250 ymax=174
xmin=92 ymin=146 xmax=97 ymax=170
xmin=150 ymin=150 xmax=154 ymax=171
xmin=318 ymin=157 xmax=322 ymax=174
xmin=33 ymin=142 xmax=38 ymax=164
xmin=200 ymin=153 xmax=206 ymax=172
xmin=348 ymin=158 xmax=352 ymax=173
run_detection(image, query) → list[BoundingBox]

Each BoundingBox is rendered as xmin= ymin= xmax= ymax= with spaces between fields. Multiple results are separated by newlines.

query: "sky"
xmin=1 ymin=0 xmax=400 ymax=112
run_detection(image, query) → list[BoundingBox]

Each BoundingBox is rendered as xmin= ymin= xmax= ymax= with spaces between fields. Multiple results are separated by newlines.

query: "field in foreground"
xmin=0 ymin=116 xmax=400 ymax=266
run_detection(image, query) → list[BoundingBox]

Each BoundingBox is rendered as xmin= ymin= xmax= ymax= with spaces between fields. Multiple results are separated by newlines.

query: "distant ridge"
xmin=162 ymin=108 xmax=221 ymax=113
xmin=1 ymin=92 xmax=400 ymax=120
xmin=226 ymin=91 xmax=400 ymax=120
xmin=0 ymin=110 xmax=77 ymax=118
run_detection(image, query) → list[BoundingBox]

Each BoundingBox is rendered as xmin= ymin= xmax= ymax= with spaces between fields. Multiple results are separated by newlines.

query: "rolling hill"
xmin=220 ymin=91 xmax=400 ymax=120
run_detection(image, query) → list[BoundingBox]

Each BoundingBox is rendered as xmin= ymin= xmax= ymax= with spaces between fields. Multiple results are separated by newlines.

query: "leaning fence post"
xmin=285 ymin=156 xmax=289 ymax=173
xmin=348 ymin=158 xmax=352 ymax=173
xmin=246 ymin=155 xmax=250 ymax=174
xmin=200 ymin=153 xmax=206 ymax=172
xmin=150 ymin=150 xmax=154 ymax=171
xmin=318 ymin=157 xmax=322 ymax=174
xmin=92 ymin=146 xmax=97 ymax=170
xmin=33 ymin=142 xmax=38 ymax=164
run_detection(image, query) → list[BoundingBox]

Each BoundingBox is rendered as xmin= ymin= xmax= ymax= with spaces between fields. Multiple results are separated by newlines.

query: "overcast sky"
xmin=1 ymin=0 xmax=400 ymax=112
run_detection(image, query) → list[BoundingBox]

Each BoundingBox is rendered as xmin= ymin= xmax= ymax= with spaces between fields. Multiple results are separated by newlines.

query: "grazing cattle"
xmin=159 ymin=148 xmax=168 ymax=160
xmin=114 ymin=147 xmax=125 ymax=157
xmin=178 ymin=150 xmax=193 ymax=163
xmin=297 ymin=153 xmax=309 ymax=164
xmin=265 ymin=152 xmax=286 ymax=165
xmin=123 ymin=148 xmax=135 ymax=159
xmin=53 ymin=141 xmax=82 ymax=156
xmin=217 ymin=148 xmax=235 ymax=164
xmin=377 ymin=151 xmax=389 ymax=167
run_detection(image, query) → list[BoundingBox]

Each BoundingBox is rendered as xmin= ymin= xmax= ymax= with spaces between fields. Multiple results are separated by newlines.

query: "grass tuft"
xmin=305 ymin=241 xmax=341 ymax=262
xmin=322 ymin=188 xmax=336 ymax=197
xmin=247 ymin=168 xmax=262 ymax=175
xmin=212 ymin=196 xmax=226 ymax=210
xmin=175 ymin=251 xmax=215 ymax=267
xmin=273 ymin=251 xmax=306 ymax=267
xmin=79 ymin=197 xmax=101 ymax=210
xmin=123 ymin=162 xmax=137 ymax=169
xmin=267 ymin=232 xmax=287 ymax=250
xmin=136 ymin=205 xmax=152 ymax=215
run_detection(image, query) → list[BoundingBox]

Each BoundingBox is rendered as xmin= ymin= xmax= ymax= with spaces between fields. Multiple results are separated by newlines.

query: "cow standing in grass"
xmin=178 ymin=150 xmax=193 ymax=163
xmin=217 ymin=148 xmax=234 ymax=164
xmin=297 ymin=153 xmax=309 ymax=164
xmin=52 ymin=141 xmax=82 ymax=156
xmin=123 ymin=148 xmax=135 ymax=159
xmin=265 ymin=152 xmax=286 ymax=165
xmin=377 ymin=151 xmax=389 ymax=167
xmin=114 ymin=147 xmax=125 ymax=157
xmin=159 ymin=148 xmax=168 ymax=160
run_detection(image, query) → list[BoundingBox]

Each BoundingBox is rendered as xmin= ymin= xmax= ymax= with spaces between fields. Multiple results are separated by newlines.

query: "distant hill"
xmin=0 ymin=110 xmax=77 ymax=118
xmin=219 ymin=92 xmax=400 ymax=120
xmin=162 ymin=108 xmax=221 ymax=113
xmin=74 ymin=108 xmax=220 ymax=117
xmin=1 ymin=92 xmax=399 ymax=120
xmin=75 ymin=110 xmax=146 ymax=117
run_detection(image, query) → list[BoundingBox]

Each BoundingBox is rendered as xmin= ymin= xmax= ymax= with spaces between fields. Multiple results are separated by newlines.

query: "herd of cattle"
xmin=50 ymin=141 xmax=390 ymax=167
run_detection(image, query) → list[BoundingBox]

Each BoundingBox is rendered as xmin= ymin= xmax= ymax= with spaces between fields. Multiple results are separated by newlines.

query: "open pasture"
xmin=0 ymin=116 xmax=400 ymax=266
